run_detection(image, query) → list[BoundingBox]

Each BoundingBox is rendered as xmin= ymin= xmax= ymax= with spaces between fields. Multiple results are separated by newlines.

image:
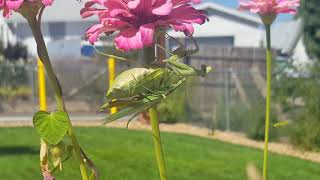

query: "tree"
xmin=287 ymin=0 xmax=320 ymax=150
xmin=3 ymin=43 xmax=28 ymax=61
xmin=301 ymin=0 xmax=320 ymax=60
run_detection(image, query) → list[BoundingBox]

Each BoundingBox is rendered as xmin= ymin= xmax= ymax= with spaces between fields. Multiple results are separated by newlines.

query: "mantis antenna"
xmin=156 ymin=44 xmax=175 ymax=57
xmin=164 ymin=33 xmax=200 ymax=57
xmin=92 ymin=46 xmax=138 ymax=64
xmin=165 ymin=32 xmax=185 ymax=48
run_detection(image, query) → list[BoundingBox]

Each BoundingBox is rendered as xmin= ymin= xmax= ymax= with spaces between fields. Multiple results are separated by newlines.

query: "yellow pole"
xmin=108 ymin=57 xmax=117 ymax=114
xmin=38 ymin=58 xmax=50 ymax=178
xmin=37 ymin=58 xmax=47 ymax=111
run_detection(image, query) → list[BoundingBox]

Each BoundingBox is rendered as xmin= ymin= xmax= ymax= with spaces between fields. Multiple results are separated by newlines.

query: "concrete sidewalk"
xmin=0 ymin=115 xmax=106 ymax=127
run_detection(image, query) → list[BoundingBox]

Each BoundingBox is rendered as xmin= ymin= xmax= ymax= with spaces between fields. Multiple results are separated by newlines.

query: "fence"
xmin=0 ymin=47 xmax=270 ymax=131
xmin=0 ymin=54 xmax=134 ymax=115
xmin=185 ymin=47 xmax=269 ymax=131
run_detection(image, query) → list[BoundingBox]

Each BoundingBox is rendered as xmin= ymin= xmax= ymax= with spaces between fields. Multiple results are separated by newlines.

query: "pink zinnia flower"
xmin=0 ymin=0 xmax=54 ymax=18
xmin=239 ymin=0 xmax=300 ymax=15
xmin=81 ymin=0 xmax=208 ymax=52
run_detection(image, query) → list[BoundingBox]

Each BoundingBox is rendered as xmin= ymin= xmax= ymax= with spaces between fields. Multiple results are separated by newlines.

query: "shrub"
xmin=0 ymin=86 xmax=32 ymax=100
xmin=216 ymin=100 xmax=278 ymax=141
xmin=158 ymin=84 xmax=190 ymax=123
xmin=290 ymin=115 xmax=320 ymax=150
xmin=215 ymin=102 xmax=249 ymax=132
xmin=289 ymin=77 xmax=320 ymax=150
xmin=245 ymin=104 xmax=278 ymax=141
xmin=0 ymin=60 xmax=30 ymax=87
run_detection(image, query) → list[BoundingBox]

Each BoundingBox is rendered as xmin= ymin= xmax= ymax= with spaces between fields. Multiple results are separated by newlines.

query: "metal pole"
xmin=37 ymin=58 xmax=47 ymax=111
xmin=108 ymin=57 xmax=117 ymax=114
xmin=224 ymin=68 xmax=231 ymax=131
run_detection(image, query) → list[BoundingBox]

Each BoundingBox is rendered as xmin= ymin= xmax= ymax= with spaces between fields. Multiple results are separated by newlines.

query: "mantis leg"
xmin=93 ymin=46 xmax=137 ymax=64
xmin=167 ymin=59 xmax=212 ymax=77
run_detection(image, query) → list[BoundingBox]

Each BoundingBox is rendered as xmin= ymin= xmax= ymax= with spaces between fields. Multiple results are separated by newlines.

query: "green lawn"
xmin=0 ymin=128 xmax=319 ymax=180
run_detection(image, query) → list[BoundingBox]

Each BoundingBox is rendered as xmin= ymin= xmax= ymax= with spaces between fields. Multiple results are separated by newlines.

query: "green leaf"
xmin=273 ymin=121 xmax=289 ymax=128
xmin=50 ymin=142 xmax=65 ymax=171
xmin=89 ymin=172 xmax=96 ymax=180
xmin=33 ymin=111 xmax=69 ymax=145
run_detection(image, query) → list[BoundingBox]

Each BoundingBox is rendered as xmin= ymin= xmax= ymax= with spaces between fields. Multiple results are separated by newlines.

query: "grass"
xmin=0 ymin=127 xmax=319 ymax=180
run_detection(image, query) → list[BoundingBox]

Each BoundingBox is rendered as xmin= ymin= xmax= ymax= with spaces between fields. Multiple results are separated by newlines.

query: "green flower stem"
xmin=263 ymin=24 xmax=272 ymax=180
xmin=25 ymin=14 xmax=89 ymax=180
xmin=143 ymin=31 xmax=167 ymax=179
xmin=143 ymin=46 xmax=155 ymax=64
xmin=149 ymin=107 xmax=168 ymax=180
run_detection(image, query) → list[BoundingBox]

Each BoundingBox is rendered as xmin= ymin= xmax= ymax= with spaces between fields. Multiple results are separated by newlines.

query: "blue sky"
xmin=207 ymin=0 xmax=294 ymax=21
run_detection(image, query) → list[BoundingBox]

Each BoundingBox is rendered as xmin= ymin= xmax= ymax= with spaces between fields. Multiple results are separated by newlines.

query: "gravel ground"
xmin=1 ymin=119 xmax=319 ymax=163
xmin=107 ymin=121 xmax=320 ymax=163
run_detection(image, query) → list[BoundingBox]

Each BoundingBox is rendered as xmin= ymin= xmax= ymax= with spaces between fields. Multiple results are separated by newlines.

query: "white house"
xmin=3 ymin=1 xmax=265 ymax=58
xmin=170 ymin=2 xmax=264 ymax=48
xmin=2 ymin=0 xmax=310 ymax=67
xmin=266 ymin=19 xmax=311 ymax=69
xmin=0 ymin=18 xmax=16 ymax=48
xmin=4 ymin=0 xmax=95 ymax=59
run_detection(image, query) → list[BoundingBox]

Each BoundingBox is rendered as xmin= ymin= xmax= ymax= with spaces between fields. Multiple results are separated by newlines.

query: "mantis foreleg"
xmin=166 ymin=59 xmax=212 ymax=77
xmin=93 ymin=46 xmax=137 ymax=64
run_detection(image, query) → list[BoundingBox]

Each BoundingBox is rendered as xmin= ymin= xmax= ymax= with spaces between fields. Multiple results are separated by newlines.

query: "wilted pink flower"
xmin=0 ymin=0 xmax=54 ymax=18
xmin=81 ymin=0 xmax=208 ymax=52
xmin=239 ymin=0 xmax=300 ymax=15
xmin=43 ymin=174 xmax=55 ymax=180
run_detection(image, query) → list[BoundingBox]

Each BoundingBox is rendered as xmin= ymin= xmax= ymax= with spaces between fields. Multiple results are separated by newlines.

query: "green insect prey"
xmin=101 ymin=56 xmax=212 ymax=124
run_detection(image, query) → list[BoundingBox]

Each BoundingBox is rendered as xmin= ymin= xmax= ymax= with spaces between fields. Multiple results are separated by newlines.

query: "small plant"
xmin=239 ymin=0 xmax=300 ymax=179
xmin=1 ymin=1 xmax=96 ymax=180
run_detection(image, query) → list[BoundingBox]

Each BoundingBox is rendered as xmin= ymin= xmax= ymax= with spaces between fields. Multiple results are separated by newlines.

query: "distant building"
xmin=0 ymin=18 xmax=16 ymax=48
xmin=170 ymin=2 xmax=264 ymax=48
xmin=265 ymin=19 xmax=311 ymax=70
xmin=1 ymin=1 xmax=311 ymax=68
xmin=4 ymin=0 xmax=95 ymax=59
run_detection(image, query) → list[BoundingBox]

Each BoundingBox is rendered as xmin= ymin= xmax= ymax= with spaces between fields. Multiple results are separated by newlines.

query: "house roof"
xmin=268 ymin=19 xmax=303 ymax=54
xmin=4 ymin=1 xmax=262 ymax=25
xmin=4 ymin=0 xmax=93 ymax=23
xmin=196 ymin=2 xmax=262 ymax=25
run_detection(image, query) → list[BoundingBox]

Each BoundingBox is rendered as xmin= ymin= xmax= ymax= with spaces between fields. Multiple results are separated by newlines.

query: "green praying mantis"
xmin=99 ymin=37 xmax=212 ymax=125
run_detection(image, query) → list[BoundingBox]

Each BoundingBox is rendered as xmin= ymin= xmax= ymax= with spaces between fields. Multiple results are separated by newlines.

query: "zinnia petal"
xmin=239 ymin=0 xmax=300 ymax=16
xmin=86 ymin=24 xmax=117 ymax=44
xmin=82 ymin=0 xmax=208 ymax=51
xmin=42 ymin=0 xmax=54 ymax=6
xmin=139 ymin=23 xmax=155 ymax=46
xmin=0 ymin=0 xmax=56 ymax=17
xmin=6 ymin=0 xmax=24 ymax=10
xmin=114 ymin=27 xmax=144 ymax=52
xmin=152 ymin=1 xmax=173 ymax=16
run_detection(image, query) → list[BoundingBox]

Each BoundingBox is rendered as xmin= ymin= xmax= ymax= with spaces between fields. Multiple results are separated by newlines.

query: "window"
xmin=169 ymin=36 xmax=234 ymax=51
xmin=187 ymin=36 xmax=234 ymax=47
xmin=48 ymin=22 xmax=66 ymax=40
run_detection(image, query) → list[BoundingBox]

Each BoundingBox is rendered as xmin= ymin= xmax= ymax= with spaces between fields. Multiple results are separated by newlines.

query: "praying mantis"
xmin=99 ymin=37 xmax=212 ymax=124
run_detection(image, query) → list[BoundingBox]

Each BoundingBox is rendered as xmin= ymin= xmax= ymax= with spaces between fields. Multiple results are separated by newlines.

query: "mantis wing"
xmin=103 ymin=95 xmax=162 ymax=124
xmin=100 ymin=99 xmax=138 ymax=111
xmin=103 ymin=78 xmax=186 ymax=124
xmin=106 ymin=68 xmax=152 ymax=100
xmin=131 ymin=68 xmax=168 ymax=95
